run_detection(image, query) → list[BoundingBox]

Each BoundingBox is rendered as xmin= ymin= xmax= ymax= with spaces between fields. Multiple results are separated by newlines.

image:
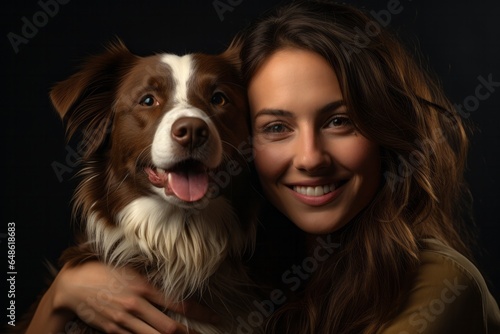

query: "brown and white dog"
xmin=32 ymin=42 xmax=260 ymax=333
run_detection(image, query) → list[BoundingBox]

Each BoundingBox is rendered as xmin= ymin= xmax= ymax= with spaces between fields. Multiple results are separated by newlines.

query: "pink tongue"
xmin=168 ymin=169 xmax=209 ymax=202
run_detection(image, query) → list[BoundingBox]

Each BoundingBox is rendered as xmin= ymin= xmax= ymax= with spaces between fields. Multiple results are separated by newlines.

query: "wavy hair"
xmin=231 ymin=1 xmax=475 ymax=332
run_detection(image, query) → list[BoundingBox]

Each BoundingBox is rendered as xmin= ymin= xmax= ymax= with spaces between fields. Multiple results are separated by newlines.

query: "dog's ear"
xmin=220 ymin=34 xmax=243 ymax=72
xmin=50 ymin=40 xmax=137 ymax=158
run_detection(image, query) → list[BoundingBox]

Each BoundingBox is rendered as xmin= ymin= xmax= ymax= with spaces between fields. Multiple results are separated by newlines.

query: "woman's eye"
xmin=139 ymin=94 xmax=157 ymax=107
xmin=327 ymin=115 xmax=352 ymax=128
xmin=263 ymin=123 xmax=289 ymax=133
xmin=211 ymin=92 xmax=228 ymax=107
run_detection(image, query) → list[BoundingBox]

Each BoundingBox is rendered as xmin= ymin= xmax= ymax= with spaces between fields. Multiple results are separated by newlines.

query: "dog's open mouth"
xmin=145 ymin=159 xmax=209 ymax=202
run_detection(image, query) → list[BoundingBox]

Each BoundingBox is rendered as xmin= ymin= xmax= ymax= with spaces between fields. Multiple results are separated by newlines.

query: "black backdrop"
xmin=2 ymin=0 xmax=499 ymax=326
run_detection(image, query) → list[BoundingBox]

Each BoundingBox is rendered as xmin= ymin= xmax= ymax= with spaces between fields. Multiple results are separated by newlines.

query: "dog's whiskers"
xmin=137 ymin=144 xmax=153 ymax=163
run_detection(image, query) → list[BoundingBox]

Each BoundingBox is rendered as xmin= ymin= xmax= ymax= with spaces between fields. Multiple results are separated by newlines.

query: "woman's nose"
xmin=293 ymin=129 xmax=331 ymax=173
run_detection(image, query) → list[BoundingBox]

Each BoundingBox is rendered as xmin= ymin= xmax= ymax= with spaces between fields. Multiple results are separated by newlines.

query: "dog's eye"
xmin=211 ymin=92 xmax=228 ymax=107
xmin=139 ymin=94 xmax=157 ymax=107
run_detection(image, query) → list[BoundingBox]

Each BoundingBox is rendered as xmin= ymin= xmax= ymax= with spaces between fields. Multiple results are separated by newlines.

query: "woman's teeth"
xmin=293 ymin=184 xmax=336 ymax=196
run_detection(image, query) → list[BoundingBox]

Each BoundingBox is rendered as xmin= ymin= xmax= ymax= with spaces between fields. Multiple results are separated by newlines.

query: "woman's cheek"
xmin=333 ymin=137 xmax=380 ymax=171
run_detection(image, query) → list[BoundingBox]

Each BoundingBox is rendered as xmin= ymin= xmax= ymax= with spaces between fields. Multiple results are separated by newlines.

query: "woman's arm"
xmin=25 ymin=261 xmax=218 ymax=334
xmin=24 ymin=275 xmax=75 ymax=334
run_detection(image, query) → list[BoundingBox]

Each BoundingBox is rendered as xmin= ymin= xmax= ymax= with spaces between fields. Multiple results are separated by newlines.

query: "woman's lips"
xmin=288 ymin=180 xmax=347 ymax=206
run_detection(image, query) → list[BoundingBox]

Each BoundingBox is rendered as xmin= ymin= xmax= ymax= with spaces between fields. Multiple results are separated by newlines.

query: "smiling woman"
xmin=236 ymin=0 xmax=500 ymax=332
xmin=249 ymin=48 xmax=381 ymax=235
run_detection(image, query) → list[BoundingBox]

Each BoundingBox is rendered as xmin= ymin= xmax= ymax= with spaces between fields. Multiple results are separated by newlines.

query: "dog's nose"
xmin=171 ymin=117 xmax=209 ymax=149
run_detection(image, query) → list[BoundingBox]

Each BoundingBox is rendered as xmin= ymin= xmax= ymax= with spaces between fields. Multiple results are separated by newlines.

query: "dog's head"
xmin=51 ymin=41 xmax=253 ymax=214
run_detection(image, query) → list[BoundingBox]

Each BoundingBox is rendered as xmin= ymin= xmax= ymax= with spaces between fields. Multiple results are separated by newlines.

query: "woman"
xmin=26 ymin=1 xmax=500 ymax=333
xmin=238 ymin=2 xmax=499 ymax=332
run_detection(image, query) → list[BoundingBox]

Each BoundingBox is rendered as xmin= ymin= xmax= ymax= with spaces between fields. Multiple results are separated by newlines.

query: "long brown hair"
xmin=233 ymin=1 xmax=474 ymax=333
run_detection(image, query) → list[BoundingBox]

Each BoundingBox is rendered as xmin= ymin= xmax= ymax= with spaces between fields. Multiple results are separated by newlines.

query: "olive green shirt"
xmin=380 ymin=239 xmax=500 ymax=333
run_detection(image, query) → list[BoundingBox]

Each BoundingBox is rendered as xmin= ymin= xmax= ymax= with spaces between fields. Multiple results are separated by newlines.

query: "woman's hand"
xmin=26 ymin=261 xmax=218 ymax=334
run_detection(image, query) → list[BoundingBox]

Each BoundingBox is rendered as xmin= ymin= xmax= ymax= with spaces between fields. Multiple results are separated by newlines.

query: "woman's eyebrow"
xmin=254 ymin=100 xmax=345 ymax=119
xmin=253 ymin=108 xmax=295 ymax=119
xmin=317 ymin=100 xmax=345 ymax=114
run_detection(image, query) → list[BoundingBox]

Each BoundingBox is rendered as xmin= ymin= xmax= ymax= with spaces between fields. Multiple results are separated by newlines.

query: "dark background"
xmin=1 ymin=0 xmax=499 ymax=326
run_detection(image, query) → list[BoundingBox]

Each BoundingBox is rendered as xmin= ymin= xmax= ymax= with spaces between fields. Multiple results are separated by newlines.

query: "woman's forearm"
xmin=24 ymin=279 xmax=75 ymax=334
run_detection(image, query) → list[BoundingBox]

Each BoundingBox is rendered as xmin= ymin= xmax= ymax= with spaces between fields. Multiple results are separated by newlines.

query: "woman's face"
xmin=248 ymin=48 xmax=381 ymax=234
